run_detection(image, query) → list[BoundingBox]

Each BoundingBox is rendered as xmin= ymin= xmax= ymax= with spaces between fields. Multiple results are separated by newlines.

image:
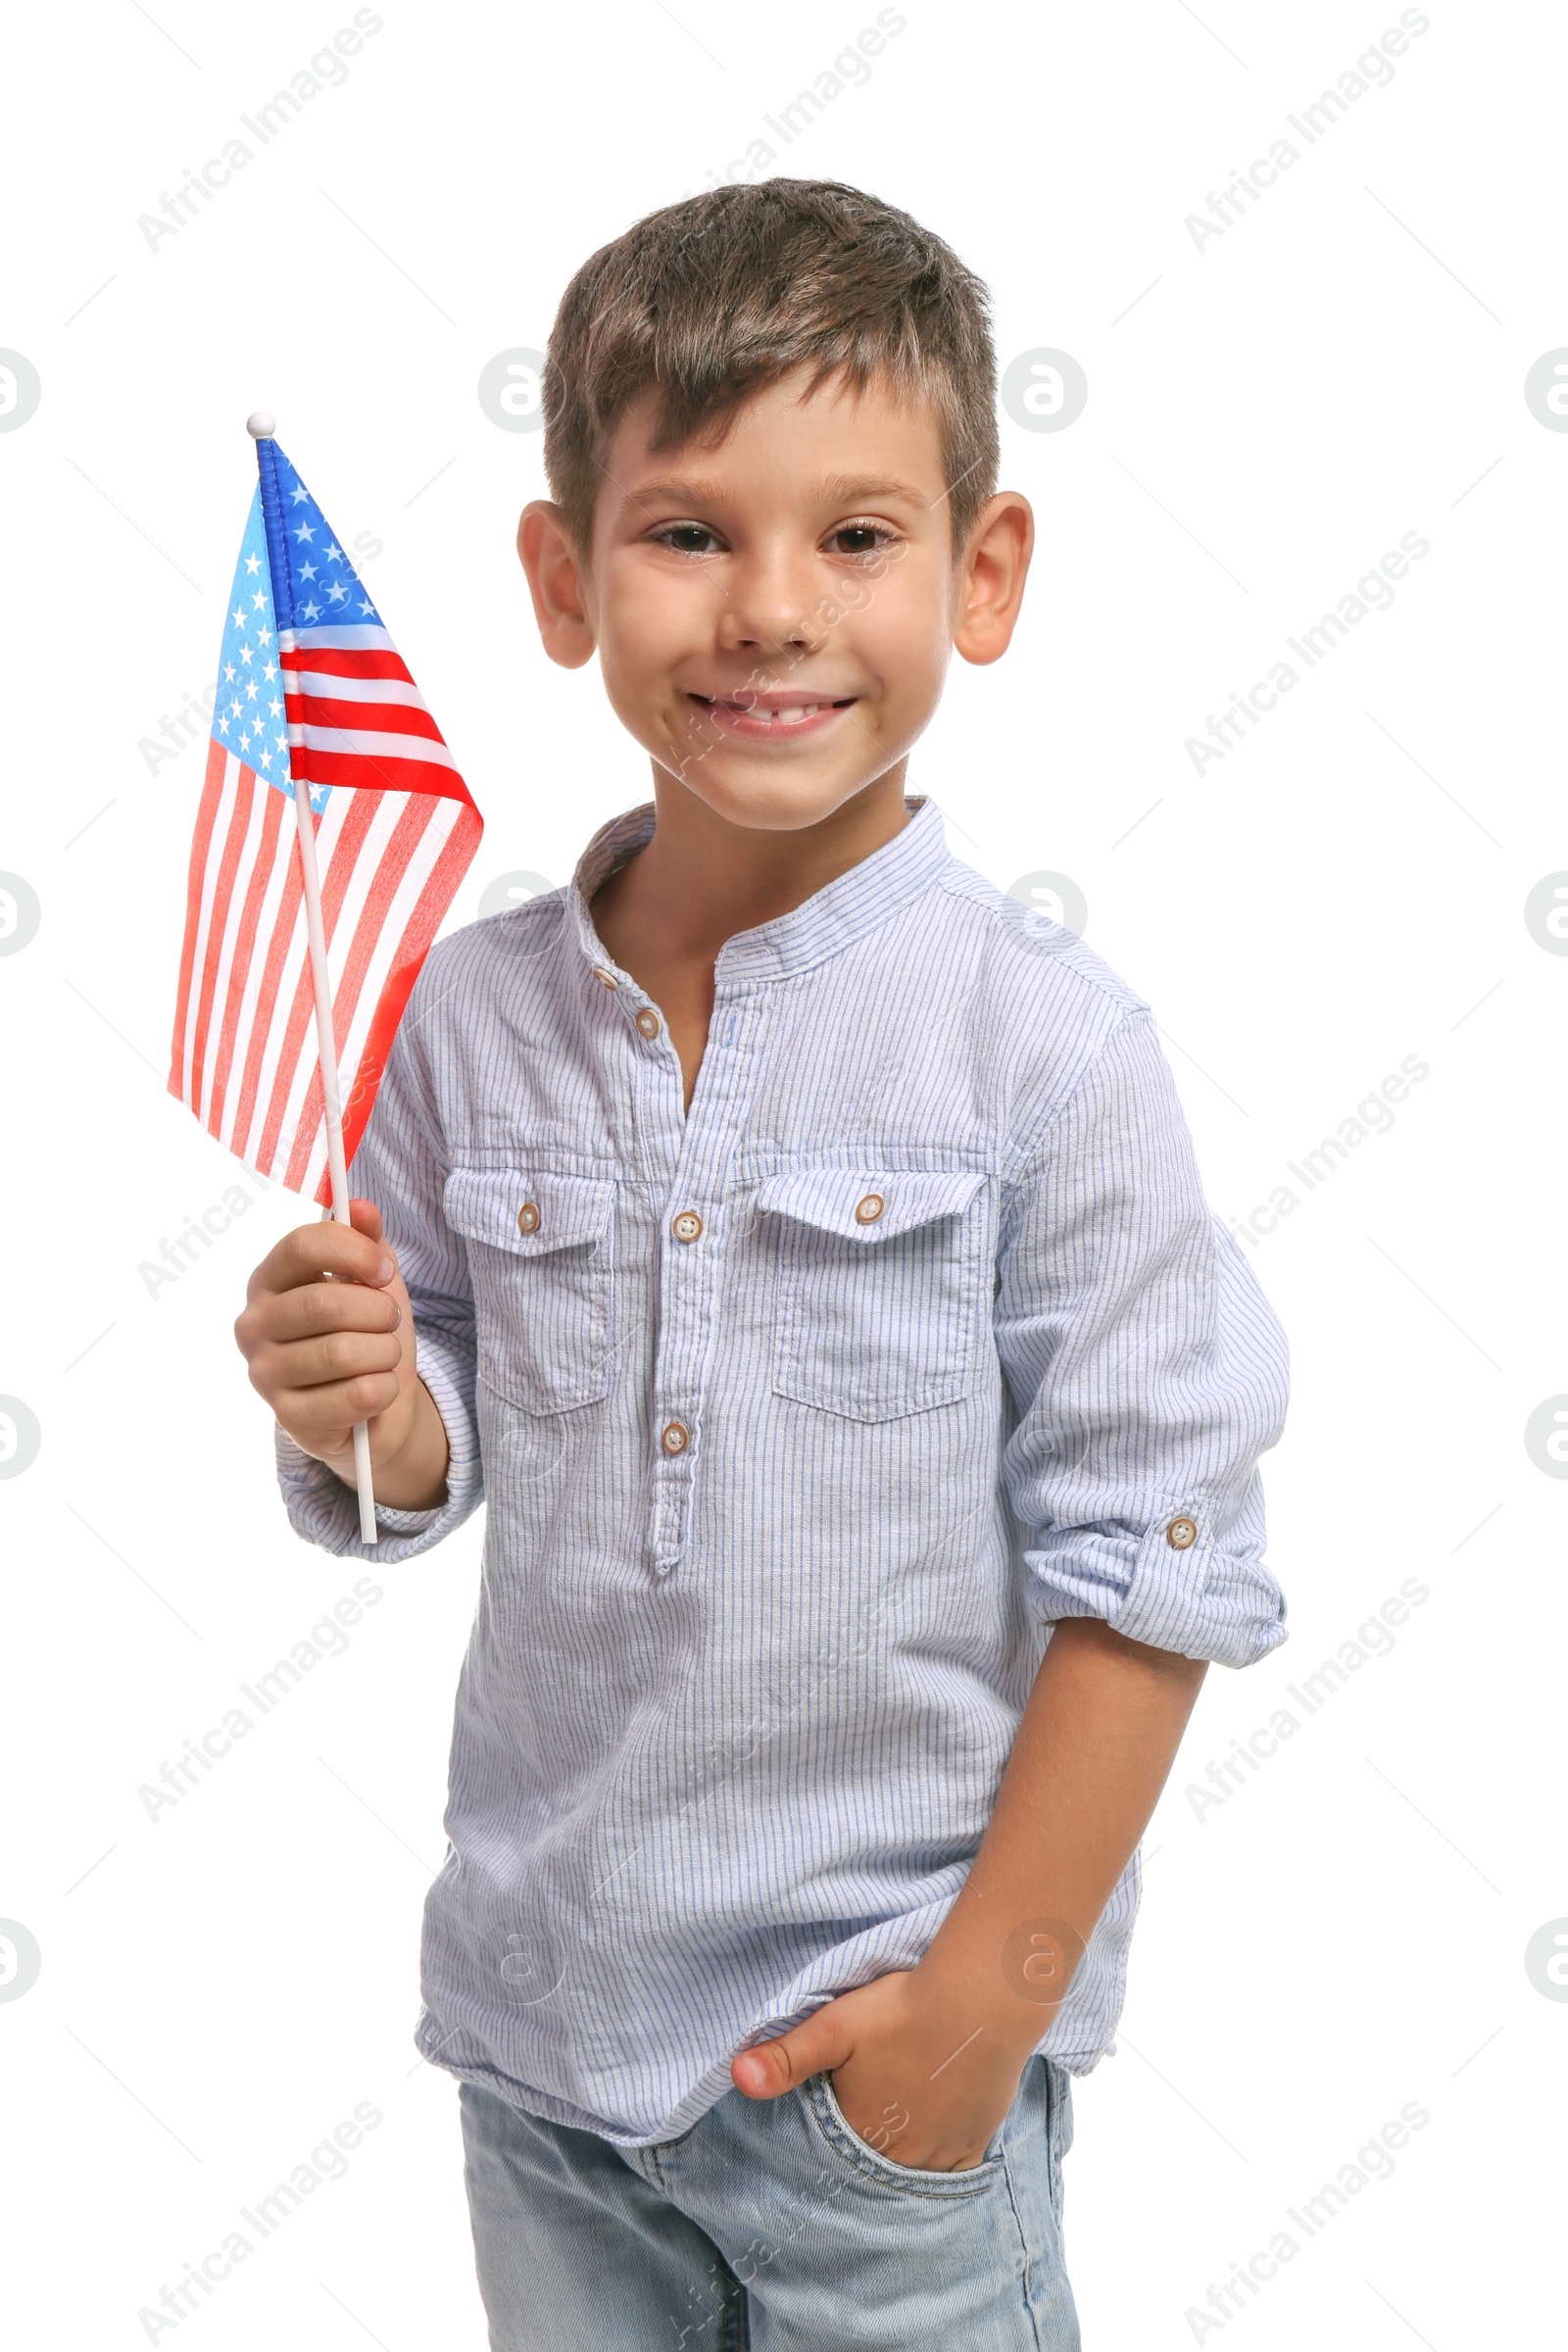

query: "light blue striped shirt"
xmin=277 ymin=796 xmax=1290 ymax=2146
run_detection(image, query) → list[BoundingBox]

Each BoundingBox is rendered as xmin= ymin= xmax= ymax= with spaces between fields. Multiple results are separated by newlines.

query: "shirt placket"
xmin=592 ymin=956 xmax=760 ymax=1576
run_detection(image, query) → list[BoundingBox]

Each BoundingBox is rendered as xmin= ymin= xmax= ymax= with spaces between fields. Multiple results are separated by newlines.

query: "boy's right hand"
xmin=234 ymin=1198 xmax=449 ymax=1505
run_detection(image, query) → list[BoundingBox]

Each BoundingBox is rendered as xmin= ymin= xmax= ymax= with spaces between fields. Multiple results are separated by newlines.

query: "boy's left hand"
xmin=729 ymin=1960 xmax=1039 ymax=2173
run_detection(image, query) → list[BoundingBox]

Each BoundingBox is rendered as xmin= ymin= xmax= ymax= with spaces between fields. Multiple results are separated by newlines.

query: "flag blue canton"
xmin=213 ymin=489 xmax=309 ymax=802
xmin=267 ymin=441 xmax=380 ymax=638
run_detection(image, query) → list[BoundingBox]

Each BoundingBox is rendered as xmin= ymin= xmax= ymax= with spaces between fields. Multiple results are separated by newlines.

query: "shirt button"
xmin=662 ymin=1420 xmax=690 ymax=1455
xmin=1166 ymin=1515 xmax=1199 ymax=1550
xmin=635 ymin=1006 xmax=662 ymax=1039
xmin=592 ymin=967 xmax=618 ymax=990
xmin=516 ymin=1201 xmax=541 ymax=1235
xmin=672 ymin=1210 xmax=703 ymax=1243
xmin=854 ymin=1192 xmax=885 ymax=1224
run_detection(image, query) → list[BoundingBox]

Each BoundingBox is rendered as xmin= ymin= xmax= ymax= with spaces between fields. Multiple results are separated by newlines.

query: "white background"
xmin=2 ymin=1 xmax=1563 ymax=2344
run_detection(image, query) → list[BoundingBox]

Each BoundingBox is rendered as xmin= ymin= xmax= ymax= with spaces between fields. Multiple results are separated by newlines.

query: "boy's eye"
xmin=655 ymin=523 xmax=721 ymax=557
xmin=825 ymin=521 xmax=895 ymax=558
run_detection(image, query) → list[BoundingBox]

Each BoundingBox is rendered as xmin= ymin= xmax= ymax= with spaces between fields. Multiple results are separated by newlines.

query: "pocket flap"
xmin=757 ymin=1167 xmax=984 ymax=1244
xmin=443 ymin=1167 xmax=614 ymax=1255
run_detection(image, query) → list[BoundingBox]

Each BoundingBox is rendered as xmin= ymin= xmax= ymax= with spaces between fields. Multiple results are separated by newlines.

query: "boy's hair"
xmin=541 ymin=178 xmax=999 ymax=560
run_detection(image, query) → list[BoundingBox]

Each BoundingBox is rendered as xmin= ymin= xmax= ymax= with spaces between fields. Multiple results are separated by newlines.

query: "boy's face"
xmin=518 ymin=365 xmax=1032 ymax=836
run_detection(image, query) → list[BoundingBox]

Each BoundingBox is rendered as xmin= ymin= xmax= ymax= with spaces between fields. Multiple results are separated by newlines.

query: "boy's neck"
xmin=592 ymin=760 xmax=914 ymax=961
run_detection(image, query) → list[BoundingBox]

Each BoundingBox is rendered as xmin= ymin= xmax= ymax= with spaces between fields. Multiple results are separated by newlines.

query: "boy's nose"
xmin=713 ymin=556 xmax=833 ymax=657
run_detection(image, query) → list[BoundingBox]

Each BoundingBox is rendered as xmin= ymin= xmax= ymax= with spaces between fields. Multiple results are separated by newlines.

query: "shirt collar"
xmin=566 ymin=796 xmax=953 ymax=986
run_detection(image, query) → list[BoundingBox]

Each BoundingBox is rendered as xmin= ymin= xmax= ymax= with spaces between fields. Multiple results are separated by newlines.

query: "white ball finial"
xmin=246 ymin=410 xmax=276 ymax=439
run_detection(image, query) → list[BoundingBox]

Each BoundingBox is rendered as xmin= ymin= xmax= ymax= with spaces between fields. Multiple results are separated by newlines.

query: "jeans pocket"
xmin=758 ymin=1166 xmax=989 ymax=1422
xmin=444 ymin=1166 xmax=615 ymax=1413
xmin=803 ymin=2070 xmax=1006 ymax=2197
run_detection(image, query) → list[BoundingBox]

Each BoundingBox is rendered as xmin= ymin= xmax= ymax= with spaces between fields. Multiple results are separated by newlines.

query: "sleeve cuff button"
xmin=1166 ymin=1515 xmax=1199 ymax=1549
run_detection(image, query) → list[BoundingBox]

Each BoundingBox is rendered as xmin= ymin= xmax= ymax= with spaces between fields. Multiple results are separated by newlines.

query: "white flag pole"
xmin=249 ymin=410 xmax=377 ymax=1545
xmin=290 ymin=780 xmax=379 ymax=1544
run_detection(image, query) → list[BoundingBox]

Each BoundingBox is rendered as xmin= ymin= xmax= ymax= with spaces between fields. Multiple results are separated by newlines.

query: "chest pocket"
xmin=443 ymin=1168 xmax=614 ymax=1414
xmin=758 ymin=1168 xmax=988 ymax=1423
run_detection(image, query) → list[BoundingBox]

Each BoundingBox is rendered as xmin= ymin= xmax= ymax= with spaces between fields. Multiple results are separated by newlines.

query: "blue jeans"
xmin=459 ymin=2054 xmax=1081 ymax=2349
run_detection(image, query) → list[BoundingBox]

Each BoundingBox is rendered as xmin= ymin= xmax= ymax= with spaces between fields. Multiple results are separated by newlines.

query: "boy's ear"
xmin=952 ymin=491 xmax=1034 ymax=667
xmin=516 ymin=501 xmax=597 ymax=669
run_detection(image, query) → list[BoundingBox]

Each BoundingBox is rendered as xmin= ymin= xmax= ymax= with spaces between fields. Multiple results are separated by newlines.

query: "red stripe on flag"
xmin=254 ymin=788 xmax=384 ymax=1180
xmin=226 ymin=808 xmax=309 ymax=1167
xmin=284 ymin=691 xmax=448 ymax=744
xmin=168 ymin=738 xmax=229 ymax=1095
xmin=288 ymin=746 xmax=474 ymax=804
xmin=318 ymin=801 xmax=485 ymax=1200
xmin=205 ymin=774 xmax=286 ymax=1145
xmin=283 ymin=794 xmax=439 ymax=1192
xmin=280 ymin=648 xmax=415 ymax=684
xmin=186 ymin=764 xmax=257 ymax=1123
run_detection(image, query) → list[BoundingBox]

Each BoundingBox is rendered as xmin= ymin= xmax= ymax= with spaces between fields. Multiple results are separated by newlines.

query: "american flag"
xmin=170 ymin=436 xmax=482 ymax=1201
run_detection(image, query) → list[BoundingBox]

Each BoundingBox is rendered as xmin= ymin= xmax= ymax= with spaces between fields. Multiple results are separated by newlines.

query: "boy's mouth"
xmin=686 ymin=692 xmax=858 ymax=741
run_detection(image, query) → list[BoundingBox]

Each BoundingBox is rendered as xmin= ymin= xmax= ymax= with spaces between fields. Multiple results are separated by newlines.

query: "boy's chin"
xmin=662 ymin=763 xmax=894 ymax=834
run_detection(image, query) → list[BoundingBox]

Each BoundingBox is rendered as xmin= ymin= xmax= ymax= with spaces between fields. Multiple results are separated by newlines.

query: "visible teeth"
xmin=709 ymin=698 xmax=838 ymax=720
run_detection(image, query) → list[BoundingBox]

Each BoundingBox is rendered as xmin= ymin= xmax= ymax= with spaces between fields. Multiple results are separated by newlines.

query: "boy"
xmin=235 ymin=178 xmax=1289 ymax=2349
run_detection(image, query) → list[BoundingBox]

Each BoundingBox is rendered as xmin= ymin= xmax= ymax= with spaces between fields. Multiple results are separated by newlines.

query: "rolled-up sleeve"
xmin=275 ymin=978 xmax=484 ymax=1565
xmin=996 ymin=1008 xmax=1290 ymax=1667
